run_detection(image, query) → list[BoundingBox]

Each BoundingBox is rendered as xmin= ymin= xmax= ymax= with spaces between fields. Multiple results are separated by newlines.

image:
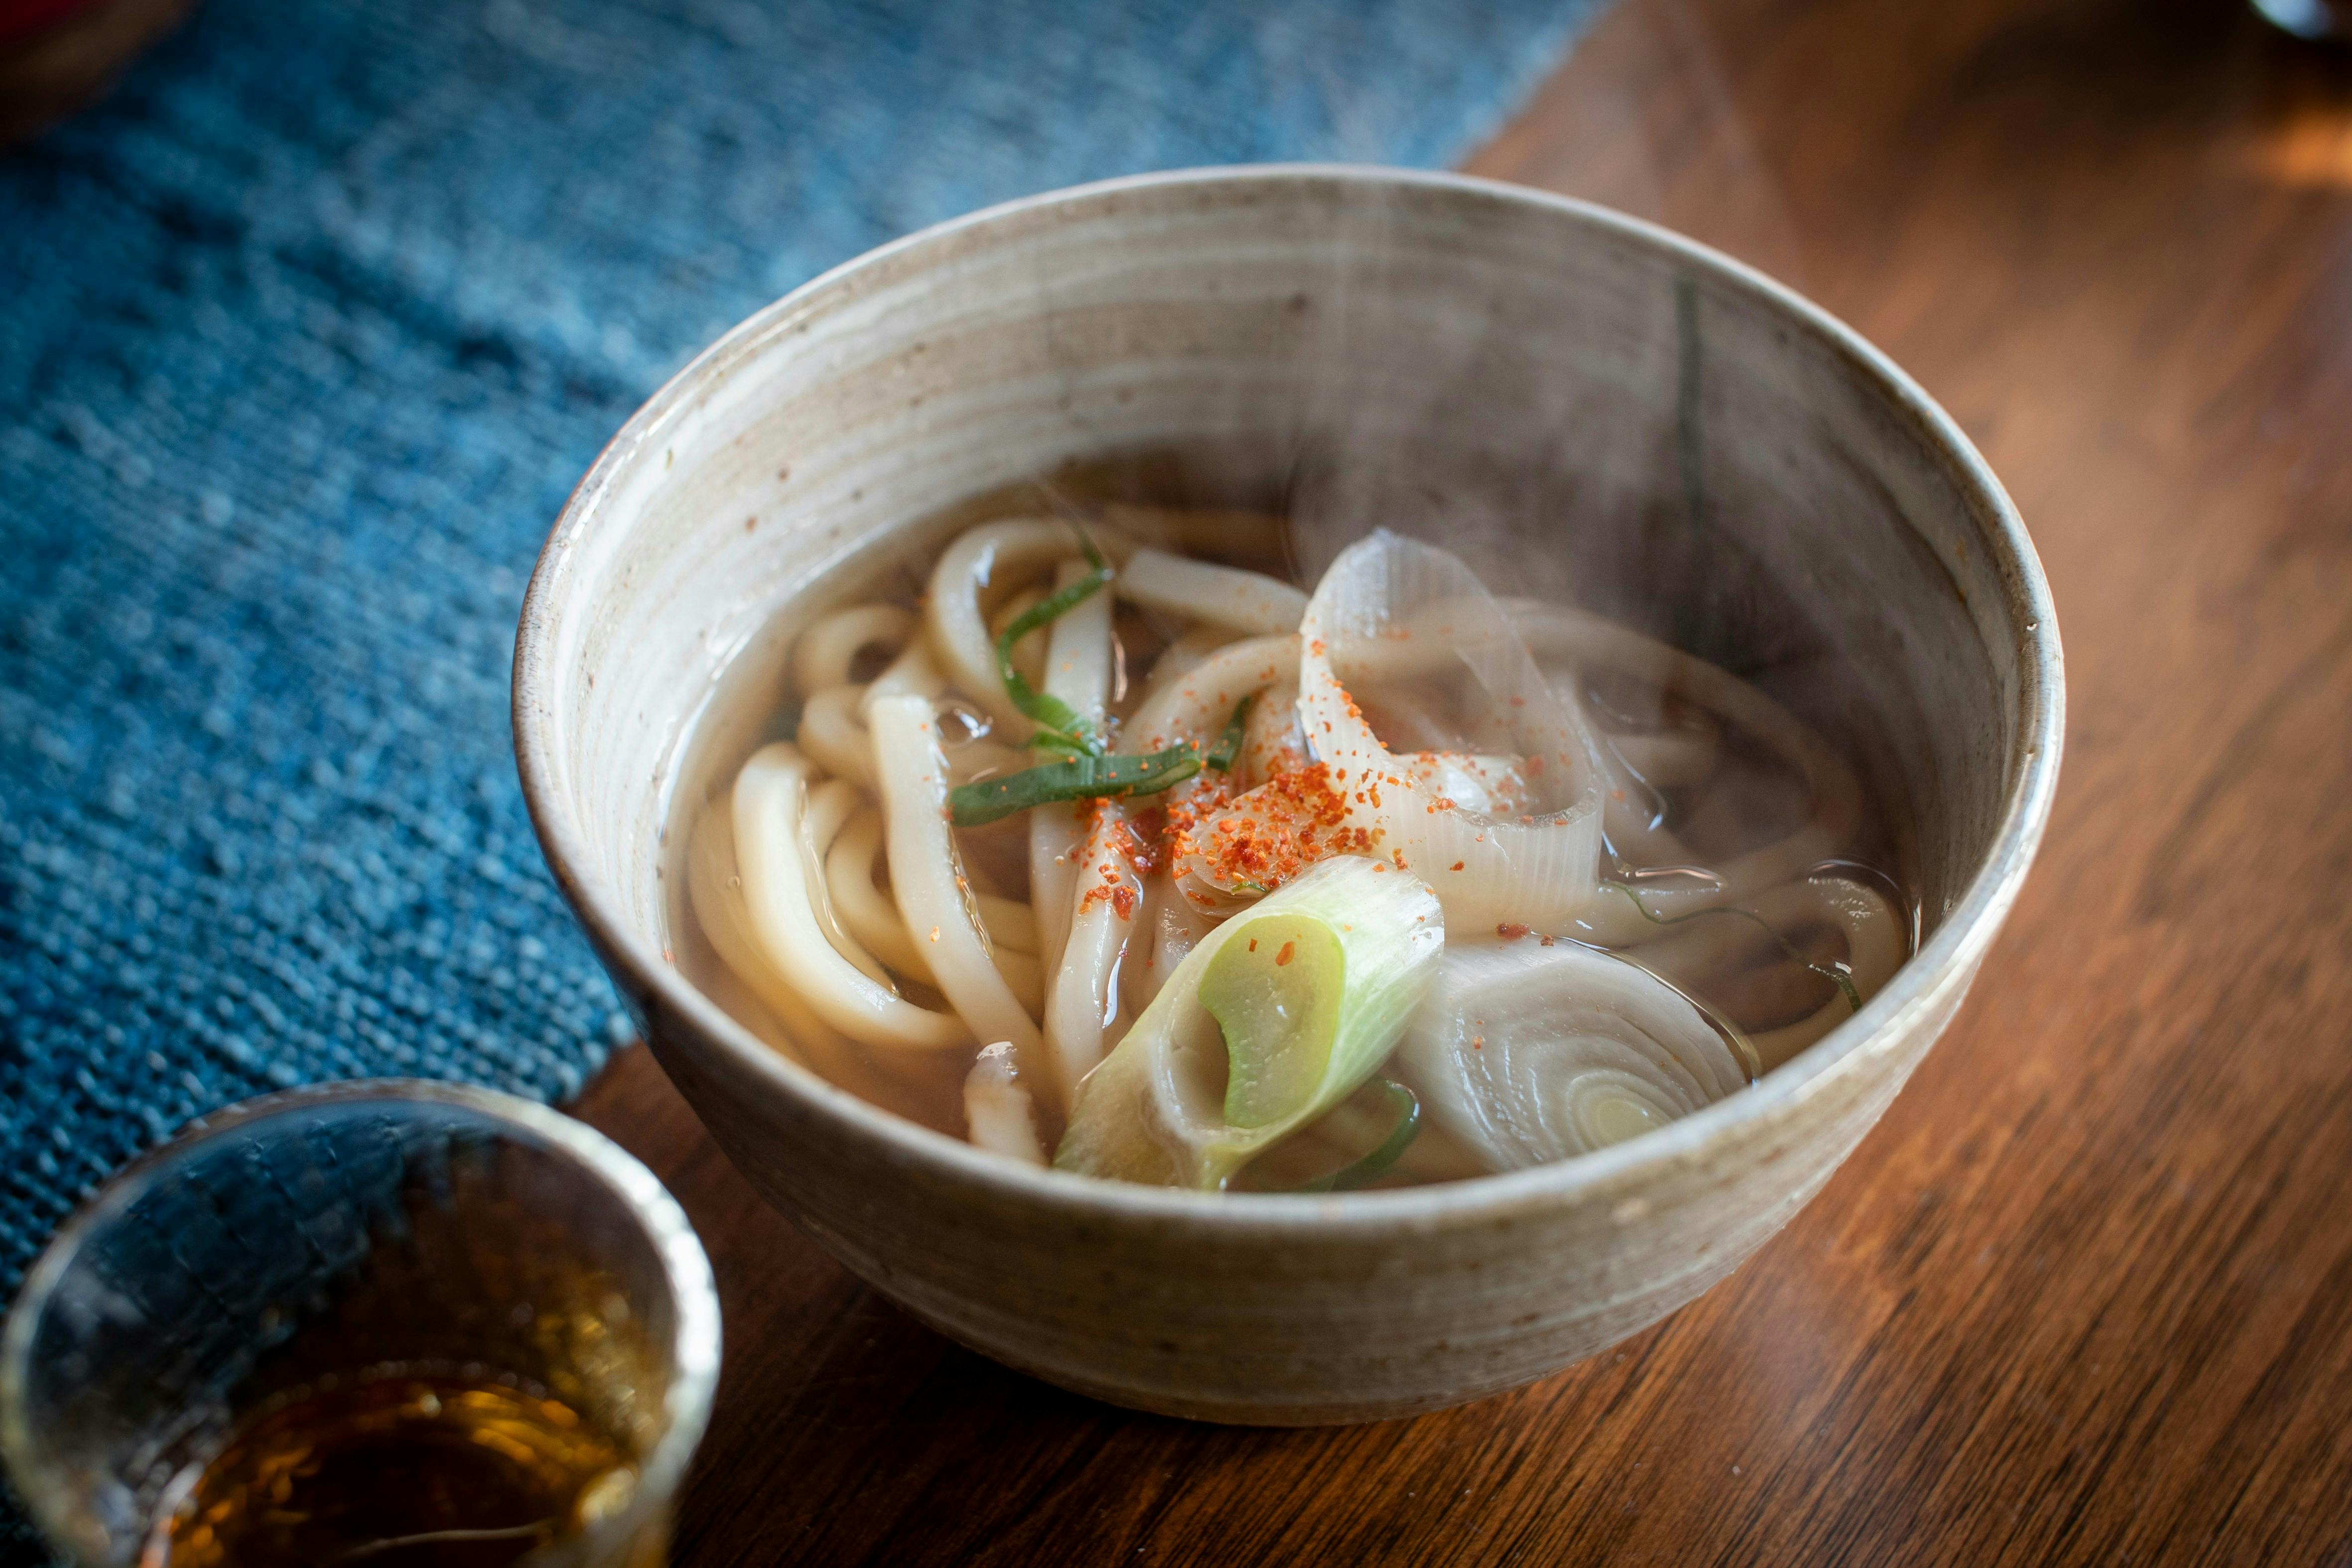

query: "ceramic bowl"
xmin=514 ymin=166 xmax=2063 ymax=1425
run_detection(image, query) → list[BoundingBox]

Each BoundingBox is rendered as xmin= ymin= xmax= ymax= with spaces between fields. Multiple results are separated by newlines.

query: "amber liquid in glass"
xmin=143 ymin=1370 xmax=636 ymax=1568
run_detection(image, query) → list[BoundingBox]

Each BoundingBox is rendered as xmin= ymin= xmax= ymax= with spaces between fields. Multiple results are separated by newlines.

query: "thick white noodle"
xmin=989 ymin=584 xmax=1051 ymax=689
xmin=963 ymin=1042 xmax=1046 ymax=1165
xmin=924 ymin=519 xmax=1133 ymax=734
xmin=1030 ymin=860 xmax=1086 ymax=1086
xmin=977 ymin=896 xmax=1038 ymax=953
xmin=1042 ymin=804 xmax=1143 ymax=1117
xmin=1117 ymin=547 xmax=1307 ymax=634
xmin=995 ymin=946 xmax=1045 ymax=1017
xmin=1606 ymin=726 xmax=1720 ymax=789
xmin=708 ymin=743 xmax=970 ymax=1051
xmin=687 ymin=802 xmax=863 ymax=1082
xmin=1634 ymin=874 xmax=1906 ymax=1070
xmin=1120 ymin=873 xmax=1219 ymax=1019
xmin=859 ymin=638 xmax=945 ymax=714
xmin=798 ymin=641 xmax=946 ymax=791
xmin=794 ymin=604 xmax=917 ymax=697
xmin=1124 ymin=634 xmax=1300 ymax=752
xmin=801 ymin=778 xmax=889 ymax=986
xmin=1038 ymin=592 xmax=1277 ymax=1118
xmin=796 ymin=685 xmax=876 ymax=789
xmin=1041 ymin=556 xmax=1116 ymax=728
xmin=1507 ymin=601 xmax=1864 ymax=936
xmin=1030 ymin=558 xmax=1115 ymax=985
xmin=826 ymin=808 xmax=1040 ymax=1007
xmin=826 ymin=810 xmax=935 ymax=981
xmin=869 ymin=694 xmax=1045 ymax=1073
xmin=1136 ymin=625 xmax=1239 ymax=712
xmin=717 ymin=516 xmax=1905 ymax=1172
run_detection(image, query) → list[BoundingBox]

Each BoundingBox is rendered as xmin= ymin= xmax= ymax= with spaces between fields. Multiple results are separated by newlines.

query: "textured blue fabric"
xmin=0 ymin=1 xmax=1599 ymax=1538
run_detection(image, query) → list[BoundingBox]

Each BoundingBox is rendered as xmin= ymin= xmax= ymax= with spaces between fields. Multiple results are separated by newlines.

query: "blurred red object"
xmin=0 ymin=0 xmax=195 ymax=149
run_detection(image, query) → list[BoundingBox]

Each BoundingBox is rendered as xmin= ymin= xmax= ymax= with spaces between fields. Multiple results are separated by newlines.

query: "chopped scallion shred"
xmin=948 ymin=745 xmax=1203 ymax=827
xmin=1288 ymin=1080 xmax=1420 ymax=1192
xmin=995 ymin=525 xmax=1113 ymax=757
xmin=1203 ymin=693 xmax=1254 ymax=773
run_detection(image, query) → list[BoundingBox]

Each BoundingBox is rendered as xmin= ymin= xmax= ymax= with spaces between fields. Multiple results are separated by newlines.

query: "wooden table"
xmin=578 ymin=1 xmax=2352 ymax=1559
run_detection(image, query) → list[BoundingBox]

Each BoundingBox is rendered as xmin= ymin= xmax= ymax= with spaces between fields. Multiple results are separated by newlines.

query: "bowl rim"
xmin=513 ymin=162 xmax=2065 ymax=1237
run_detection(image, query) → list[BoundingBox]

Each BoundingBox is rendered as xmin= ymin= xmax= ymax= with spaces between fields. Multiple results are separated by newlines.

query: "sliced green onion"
xmin=1289 ymin=1080 xmax=1420 ymax=1192
xmin=996 ymin=529 xmax=1113 ymax=757
xmin=1055 ymin=855 xmax=1444 ymax=1189
xmin=1601 ymin=881 xmax=1863 ymax=1014
xmin=1203 ymin=693 xmax=1254 ymax=774
xmin=948 ymin=744 xmax=1203 ymax=827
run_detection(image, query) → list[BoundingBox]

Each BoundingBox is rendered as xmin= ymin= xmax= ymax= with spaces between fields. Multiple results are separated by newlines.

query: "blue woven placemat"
xmin=0 ymin=0 xmax=1599 ymax=1541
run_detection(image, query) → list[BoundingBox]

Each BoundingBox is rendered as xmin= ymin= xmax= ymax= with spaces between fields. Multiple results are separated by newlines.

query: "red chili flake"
xmin=1450 ymin=860 xmax=1465 ymax=872
xmin=1111 ymin=885 xmax=1139 ymax=919
xmin=1248 ymin=938 xmax=1259 ymax=952
xmin=1497 ymin=922 xmax=1531 ymax=941
xmin=1275 ymin=940 xmax=1296 ymax=966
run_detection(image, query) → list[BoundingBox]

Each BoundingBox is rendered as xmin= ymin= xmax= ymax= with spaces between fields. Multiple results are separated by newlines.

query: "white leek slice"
xmin=1054 ymin=856 xmax=1443 ymax=1188
xmin=1294 ymin=531 xmax=1603 ymax=930
xmin=1396 ymin=941 xmax=1747 ymax=1171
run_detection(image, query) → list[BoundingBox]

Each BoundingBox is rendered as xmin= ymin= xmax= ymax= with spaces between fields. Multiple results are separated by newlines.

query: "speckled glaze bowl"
xmin=514 ymin=166 xmax=2063 ymax=1425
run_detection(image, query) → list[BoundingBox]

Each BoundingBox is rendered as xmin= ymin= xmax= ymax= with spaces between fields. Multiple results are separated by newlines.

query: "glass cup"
xmin=2252 ymin=0 xmax=2352 ymax=37
xmin=0 ymin=1080 xmax=720 ymax=1568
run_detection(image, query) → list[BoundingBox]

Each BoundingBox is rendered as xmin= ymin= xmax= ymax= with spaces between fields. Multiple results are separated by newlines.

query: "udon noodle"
xmin=675 ymin=507 xmax=1910 ymax=1190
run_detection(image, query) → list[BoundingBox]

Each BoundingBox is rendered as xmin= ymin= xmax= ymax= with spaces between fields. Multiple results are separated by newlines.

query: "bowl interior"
xmin=520 ymin=168 xmax=2049 ymax=1155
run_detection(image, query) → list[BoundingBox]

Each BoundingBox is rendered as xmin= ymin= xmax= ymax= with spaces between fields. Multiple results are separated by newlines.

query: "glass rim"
xmin=0 ymin=1076 xmax=723 ymax=1567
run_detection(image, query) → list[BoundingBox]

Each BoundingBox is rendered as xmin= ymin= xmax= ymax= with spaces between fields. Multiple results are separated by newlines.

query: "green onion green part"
xmin=1054 ymin=856 xmax=1444 ymax=1189
xmin=1600 ymin=881 xmax=1863 ymax=1014
xmin=996 ymin=556 xmax=1113 ymax=756
xmin=948 ymin=745 xmax=1204 ymax=827
xmin=1289 ymin=1080 xmax=1421 ymax=1192
xmin=1203 ymin=693 xmax=1254 ymax=774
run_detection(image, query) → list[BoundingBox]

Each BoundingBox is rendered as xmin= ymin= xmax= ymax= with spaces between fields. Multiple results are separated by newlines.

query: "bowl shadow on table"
xmin=574 ymin=1045 xmax=1328 ymax=1565
xmin=574 ymin=1045 xmax=1843 ymax=1567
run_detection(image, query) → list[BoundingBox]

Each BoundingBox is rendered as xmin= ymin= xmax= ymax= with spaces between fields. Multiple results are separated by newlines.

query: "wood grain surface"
xmin=574 ymin=1 xmax=2352 ymax=1560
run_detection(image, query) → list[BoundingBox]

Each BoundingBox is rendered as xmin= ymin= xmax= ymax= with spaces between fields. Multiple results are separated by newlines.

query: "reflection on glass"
xmin=1 ymin=1081 xmax=718 ymax=1568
